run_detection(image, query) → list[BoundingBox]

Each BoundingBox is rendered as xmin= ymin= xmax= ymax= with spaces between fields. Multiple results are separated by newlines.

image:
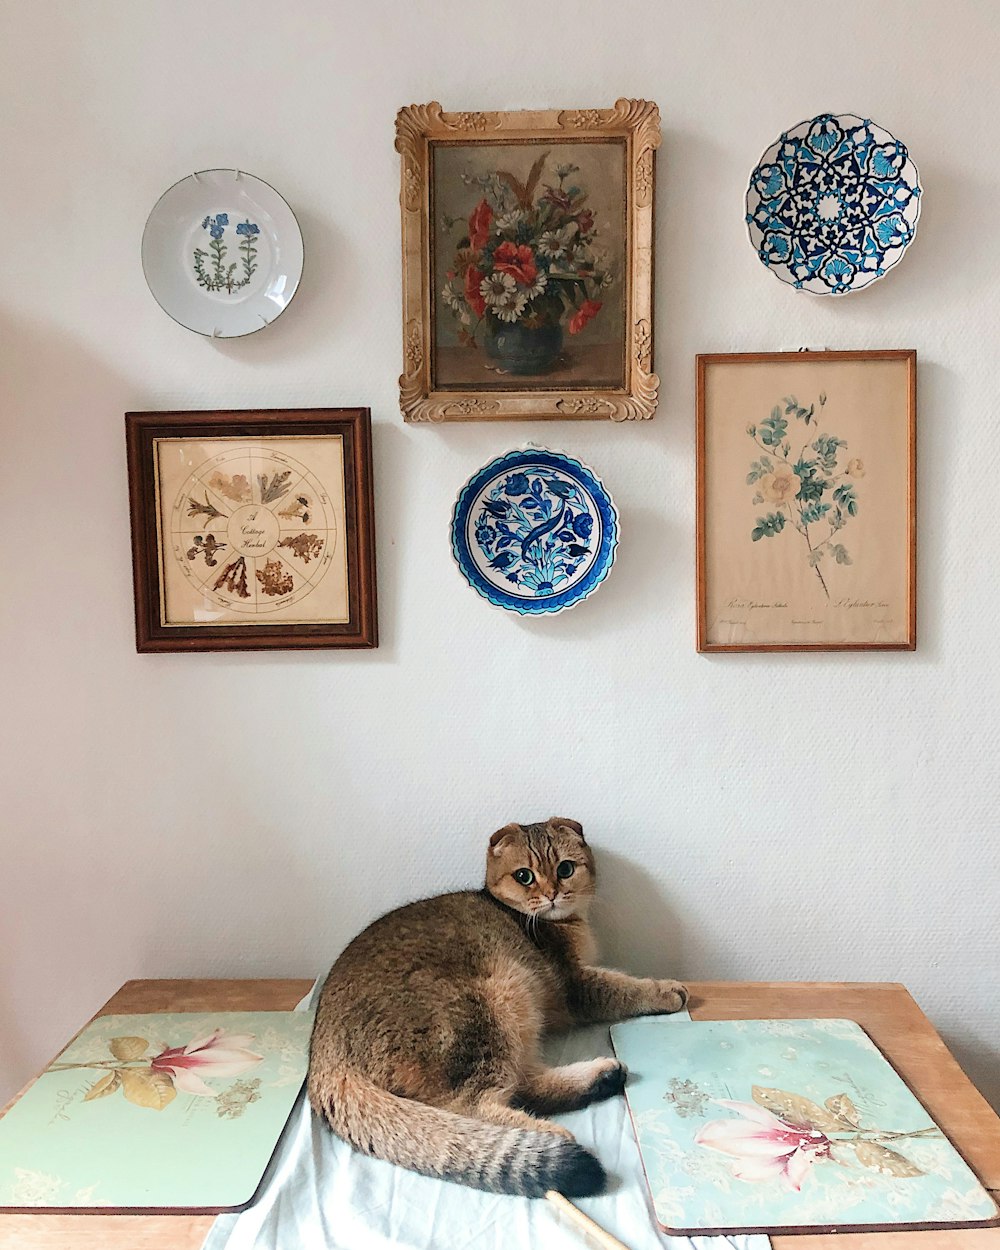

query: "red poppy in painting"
xmin=568 ymin=298 xmax=602 ymax=334
xmin=468 ymin=199 xmax=493 ymax=250
xmin=493 ymin=241 xmax=538 ymax=286
xmin=464 ymin=264 xmax=486 ymax=318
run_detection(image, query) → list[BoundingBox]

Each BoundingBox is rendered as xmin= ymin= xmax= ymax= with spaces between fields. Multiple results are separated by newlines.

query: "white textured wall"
xmin=2 ymin=0 xmax=997 ymax=1114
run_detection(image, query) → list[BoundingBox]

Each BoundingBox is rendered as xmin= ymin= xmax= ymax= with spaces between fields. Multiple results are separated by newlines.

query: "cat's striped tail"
xmin=307 ymin=1064 xmax=605 ymax=1198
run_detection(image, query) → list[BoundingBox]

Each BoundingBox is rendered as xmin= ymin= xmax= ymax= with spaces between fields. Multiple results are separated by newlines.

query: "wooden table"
xmin=1 ymin=979 xmax=998 ymax=1249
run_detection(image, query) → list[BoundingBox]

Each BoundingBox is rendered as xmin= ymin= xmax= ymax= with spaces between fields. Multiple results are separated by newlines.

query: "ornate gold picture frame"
xmin=395 ymin=100 xmax=659 ymax=422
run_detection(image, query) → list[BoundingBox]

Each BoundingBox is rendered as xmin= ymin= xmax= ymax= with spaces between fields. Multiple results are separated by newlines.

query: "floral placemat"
xmin=0 ymin=1012 xmax=312 ymax=1211
xmin=610 ymin=1017 xmax=998 ymax=1234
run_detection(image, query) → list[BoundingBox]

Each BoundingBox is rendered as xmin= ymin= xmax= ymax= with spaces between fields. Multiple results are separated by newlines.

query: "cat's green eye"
xmin=556 ymin=860 xmax=576 ymax=880
xmin=513 ymin=868 xmax=535 ymax=886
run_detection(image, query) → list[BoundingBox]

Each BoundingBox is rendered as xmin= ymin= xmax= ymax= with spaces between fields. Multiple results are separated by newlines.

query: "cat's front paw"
xmin=649 ymin=979 xmax=688 ymax=1014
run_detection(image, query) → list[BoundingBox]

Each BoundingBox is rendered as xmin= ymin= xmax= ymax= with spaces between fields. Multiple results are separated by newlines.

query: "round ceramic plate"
xmin=141 ymin=169 xmax=303 ymax=336
xmin=746 ymin=113 xmax=921 ymax=295
xmin=451 ymin=448 xmax=618 ymax=615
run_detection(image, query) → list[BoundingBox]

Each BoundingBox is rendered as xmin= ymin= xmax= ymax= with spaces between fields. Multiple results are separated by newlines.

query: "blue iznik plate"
xmin=451 ymin=448 xmax=619 ymax=615
xmin=746 ymin=113 xmax=921 ymax=295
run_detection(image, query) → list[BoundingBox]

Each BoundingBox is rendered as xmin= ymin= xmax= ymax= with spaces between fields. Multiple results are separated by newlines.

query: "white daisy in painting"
xmin=522 ymin=269 xmax=548 ymax=300
xmin=441 ymin=283 xmax=463 ymax=311
xmin=493 ymin=290 xmax=528 ymax=322
xmin=538 ymin=225 xmax=575 ymax=260
xmin=495 ymin=207 xmax=527 ymax=233
xmin=480 ymin=271 xmax=517 ymax=307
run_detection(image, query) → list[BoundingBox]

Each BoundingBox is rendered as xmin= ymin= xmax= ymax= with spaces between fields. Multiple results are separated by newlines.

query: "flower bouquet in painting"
xmin=440 ymin=155 xmax=613 ymax=375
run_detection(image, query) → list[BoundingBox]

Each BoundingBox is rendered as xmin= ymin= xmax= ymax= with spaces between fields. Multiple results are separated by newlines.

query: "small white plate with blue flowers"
xmin=141 ymin=169 xmax=303 ymax=337
xmin=451 ymin=447 xmax=619 ymax=615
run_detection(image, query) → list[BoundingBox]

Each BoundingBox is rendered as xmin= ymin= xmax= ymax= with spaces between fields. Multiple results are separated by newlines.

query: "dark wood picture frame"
xmin=126 ymin=408 xmax=377 ymax=652
xmin=697 ymin=350 xmax=916 ymax=653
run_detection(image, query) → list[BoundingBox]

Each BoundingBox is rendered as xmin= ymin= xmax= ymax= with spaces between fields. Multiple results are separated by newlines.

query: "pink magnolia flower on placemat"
xmin=151 ymin=1029 xmax=263 ymax=1097
xmin=695 ymin=1099 xmax=832 ymax=1190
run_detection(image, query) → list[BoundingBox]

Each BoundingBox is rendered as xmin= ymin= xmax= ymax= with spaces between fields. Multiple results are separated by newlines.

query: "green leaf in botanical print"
xmin=801 ymin=502 xmax=831 ymax=526
xmin=746 ymin=456 xmax=774 ymax=484
xmin=834 ymin=482 xmax=859 ymax=516
xmin=759 ymin=407 xmax=788 ymax=447
xmin=793 ymin=458 xmax=827 ymax=503
xmin=751 ymin=512 xmax=786 ymax=541
xmin=782 ymin=395 xmax=817 ymax=424
xmin=812 ymin=434 xmax=847 ymax=473
xmin=745 ymin=390 xmax=862 ymax=599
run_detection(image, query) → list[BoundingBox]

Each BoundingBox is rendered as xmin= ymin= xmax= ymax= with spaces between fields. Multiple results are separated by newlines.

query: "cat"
xmin=307 ymin=817 xmax=687 ymax=1198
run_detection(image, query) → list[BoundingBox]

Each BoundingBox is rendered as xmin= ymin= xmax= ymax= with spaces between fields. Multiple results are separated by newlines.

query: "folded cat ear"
xmin=550 ymin=817 xmax=586 ymax=843
xmin=489 ymin=823 xmax=522 ymax=856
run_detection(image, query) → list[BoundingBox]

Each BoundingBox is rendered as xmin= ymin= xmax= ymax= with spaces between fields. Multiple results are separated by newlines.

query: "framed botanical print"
xmin=395 ymin=100 xmax=659 ymax=422
xmin=697 ymin=351 xmax=916 ymax=652
xmin=126 ymin=408 xmax=377 ymax=652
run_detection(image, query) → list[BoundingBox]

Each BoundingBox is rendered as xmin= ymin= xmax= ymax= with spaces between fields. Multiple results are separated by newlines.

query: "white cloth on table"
xmin=201 ymin=980 xmax=769 ymax=1250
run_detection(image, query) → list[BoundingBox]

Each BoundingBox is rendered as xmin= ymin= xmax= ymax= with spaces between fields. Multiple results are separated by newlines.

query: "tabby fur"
xmin=307 ymin=818 xmax=686 ymax=1197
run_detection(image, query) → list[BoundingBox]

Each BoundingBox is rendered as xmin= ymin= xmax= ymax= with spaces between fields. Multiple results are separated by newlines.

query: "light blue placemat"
xmin=0 ymin=1012 xmax=312 ymax=1210
xmin=611 ymin=1017 xmax=998 ymax=1234
xmin=203 ymin=991 xmax=770 ymax=1250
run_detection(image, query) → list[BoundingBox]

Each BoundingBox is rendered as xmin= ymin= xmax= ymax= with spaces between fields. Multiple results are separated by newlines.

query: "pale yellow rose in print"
xmin=846 ymin=458 xmax=865 ymax=477
xmin=760 ymin=467 xmax=798 ymax=504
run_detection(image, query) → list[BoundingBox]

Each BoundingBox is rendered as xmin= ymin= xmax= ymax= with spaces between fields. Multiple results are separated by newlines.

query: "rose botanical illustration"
xmin=746 ymin=392 xmax=864 ymax=598
xmin=47 ymin=1027 xmax=263 ymax=1111
xmin=193 ymin=214 xmax=260 ymax=294
xmin=696 ymin=1085 xmax=940 ymax=1192
xmin=439 ymin=155 xmax=614 ymax=376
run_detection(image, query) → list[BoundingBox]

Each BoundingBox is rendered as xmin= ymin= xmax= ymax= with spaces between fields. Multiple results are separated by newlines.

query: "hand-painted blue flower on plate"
xmin=451 ymin=449 xmax=618 ymax=615
xmin=746 ymin=113 xmax=922 ymax=295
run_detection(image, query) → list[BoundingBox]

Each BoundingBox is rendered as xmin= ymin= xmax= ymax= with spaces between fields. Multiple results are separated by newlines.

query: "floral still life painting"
xmin=396 ymin=101 xmax=659 ymax=421
xmin=610 ymin=1017 xmax=998 ymax=1235
xmin=697 ymin=351 xmax=916 ymax=651
xmin=0 ymin=1012 xmax=313 ymax=1211
xmin=436 ymin=150 xmax=620 ymax=382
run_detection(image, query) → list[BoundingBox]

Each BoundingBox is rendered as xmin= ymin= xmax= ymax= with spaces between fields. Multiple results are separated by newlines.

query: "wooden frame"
xmin=126 ymin=408 xmax=377 ymax=652
xmin=697 ymin=351 xmax=916 ymax=652
xmin=395 ymin=100 xmax=660 ymax=422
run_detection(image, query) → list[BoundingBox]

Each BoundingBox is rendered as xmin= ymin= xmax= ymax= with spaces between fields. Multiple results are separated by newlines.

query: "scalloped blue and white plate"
xmin=746 ymin=113 xmax=921 ymax=295
xmin=451 ymin=448 xmax=618 ymax=615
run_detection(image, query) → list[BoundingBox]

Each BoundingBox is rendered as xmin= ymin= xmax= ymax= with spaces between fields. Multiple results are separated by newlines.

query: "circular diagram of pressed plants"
xmin=451 ymin=448 xmax=618 ymax=615
xmin=166 ymin=446 xmax=337 ymax=617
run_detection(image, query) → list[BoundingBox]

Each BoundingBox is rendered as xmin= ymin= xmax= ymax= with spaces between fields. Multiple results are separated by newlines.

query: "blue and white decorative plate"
xmin=746 ymin=113 xmax=921 ymax=295
xmin=451 ymin=448 xmax=619 ymax=615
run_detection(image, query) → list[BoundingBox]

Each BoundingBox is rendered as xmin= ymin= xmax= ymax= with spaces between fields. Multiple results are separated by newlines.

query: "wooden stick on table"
xmin=546 ymin=1190 xmax=633 ymax=1250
